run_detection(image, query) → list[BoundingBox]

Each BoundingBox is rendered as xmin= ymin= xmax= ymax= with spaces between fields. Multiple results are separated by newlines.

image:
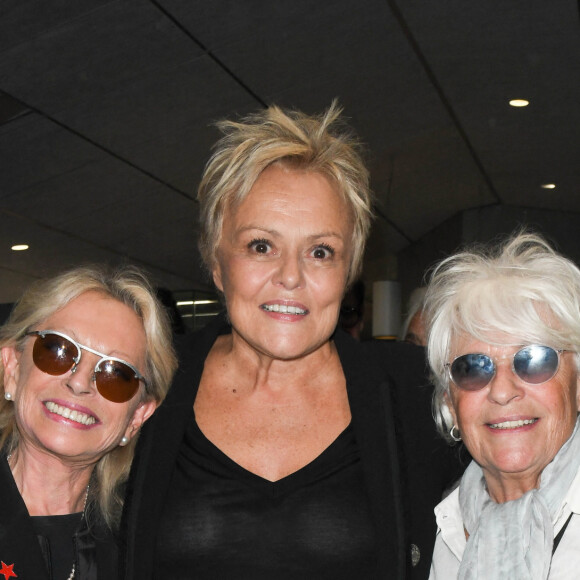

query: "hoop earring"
xmin=449 ymin=425 xmax=462 ymax=442
xmin=119 ymin=436 xmax=129 ymax=446
xmin=4 ymin=392 xmax=12 ymax=401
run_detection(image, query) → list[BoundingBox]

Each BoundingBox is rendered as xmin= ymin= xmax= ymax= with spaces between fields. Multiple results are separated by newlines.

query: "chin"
xmin=489 ymin=451 xmax=543 ymax=475
xmin=260 ymin=337 xmax=323 ymax=360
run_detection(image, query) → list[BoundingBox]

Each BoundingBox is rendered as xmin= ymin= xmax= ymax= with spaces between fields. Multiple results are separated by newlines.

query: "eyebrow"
xmin=45 ymin=328 xmax=137 ymax=361
xmin=236 ymin=225 xmax=346 ymax=241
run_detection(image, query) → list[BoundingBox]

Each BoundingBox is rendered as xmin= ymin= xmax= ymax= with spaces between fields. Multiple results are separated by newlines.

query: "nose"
xmin=274 ymin=252 xmax=304 ymax=290
xmin=66 ymin=356 xmax=96 ymax=396
xmin=486 ymin=361 xmax=524 ymax=405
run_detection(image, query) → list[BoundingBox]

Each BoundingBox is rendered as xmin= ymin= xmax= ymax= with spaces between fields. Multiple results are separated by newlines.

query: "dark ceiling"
xmin=1 ymin=0 xmax=579 ymax=303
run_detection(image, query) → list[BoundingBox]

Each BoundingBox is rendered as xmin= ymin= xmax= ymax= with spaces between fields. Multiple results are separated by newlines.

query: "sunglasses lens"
xmin=95 ymin=360 xmax=140 ymax=403
xmin=32 ymin=333 xmax=77 ymax=375
xmin=450 ymin=353 xmax=495 ymax=391
xmin=513 ymin=345 xmax=559 ymax=384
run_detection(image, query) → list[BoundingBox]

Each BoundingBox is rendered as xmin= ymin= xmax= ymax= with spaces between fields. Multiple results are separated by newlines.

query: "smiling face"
xmin=213 ymin=163 xmax=354 ymax=361
xmin=447 ymin=335 xmax=580 ymax=501
xmin=1 ymin=291 xmax=156 ymax=466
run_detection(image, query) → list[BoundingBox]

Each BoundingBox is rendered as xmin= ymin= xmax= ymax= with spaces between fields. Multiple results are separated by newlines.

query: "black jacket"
xmin=0 ymin=453 xmax=118 ymax=580
xmin=121 ymin=314 xmax=463 ymax=579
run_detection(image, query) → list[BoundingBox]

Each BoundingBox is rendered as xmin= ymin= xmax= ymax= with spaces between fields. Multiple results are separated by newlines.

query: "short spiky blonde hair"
xmin=197 ymin=102 xmax=374 ymax=287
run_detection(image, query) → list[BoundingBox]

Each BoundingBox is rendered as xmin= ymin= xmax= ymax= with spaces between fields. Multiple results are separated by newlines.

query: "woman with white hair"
xmin=425 ymin=232 xmax=580 ymax=579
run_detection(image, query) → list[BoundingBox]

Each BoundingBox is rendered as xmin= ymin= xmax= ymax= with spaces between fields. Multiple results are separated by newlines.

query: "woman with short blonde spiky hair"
xmin=122 ymin=102 xmax=460 ymax=580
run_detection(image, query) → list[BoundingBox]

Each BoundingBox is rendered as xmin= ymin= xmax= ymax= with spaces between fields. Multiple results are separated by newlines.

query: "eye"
xmin=100 ymin=360 xmax=134 ymax=383
xmin=248 ymin=238 xmax=272 ymax=254
xmin=311 ymin=244 xmax=334 ymax=260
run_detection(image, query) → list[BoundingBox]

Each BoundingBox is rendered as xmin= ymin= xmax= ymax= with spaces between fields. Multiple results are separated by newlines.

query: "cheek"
xmin=311 ymin=270 xmax=347 ymax=304
xmin=11 ymin=363 xmax=36 ymax=399
xmin=570 ymin=374 xmax=580 ymax=412
xmin=219 ymin=258 xmax=258 ymax=292
xmin=452 ymin=391 xmax=482 ymax=431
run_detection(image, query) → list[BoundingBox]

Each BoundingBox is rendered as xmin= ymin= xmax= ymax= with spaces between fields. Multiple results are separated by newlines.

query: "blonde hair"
xmin=0 ymin=265 xmax=177 ymax=528
xmin=198 ymin=101 xmax=374 ymax=287
xmin=425 ymin=231 xmax=580 ymax=442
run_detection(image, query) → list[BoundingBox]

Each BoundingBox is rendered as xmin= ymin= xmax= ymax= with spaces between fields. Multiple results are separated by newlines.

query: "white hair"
xmin=425 ymin=231 xmax=580 ymax=441
xmin=399 ymin=286 xmax=427 ymax=340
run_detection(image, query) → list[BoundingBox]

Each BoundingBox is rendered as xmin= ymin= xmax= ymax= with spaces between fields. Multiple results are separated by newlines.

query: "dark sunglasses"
xmin=27 ymin=330 xmax=148 ymax=403
xmin=446 ymin=345 xmax=566 ymax=391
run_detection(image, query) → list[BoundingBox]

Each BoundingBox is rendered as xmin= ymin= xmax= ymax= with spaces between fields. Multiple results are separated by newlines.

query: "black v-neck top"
xmin=30 ymin=512 xmax=81 ymax=580
xmin=155 ymin=412 xmax=377 ymax=579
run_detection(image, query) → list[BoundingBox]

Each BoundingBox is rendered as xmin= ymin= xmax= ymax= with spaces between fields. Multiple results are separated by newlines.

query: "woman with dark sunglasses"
xmin=0 ymin=265 xmax=176 ymax=579
xmin=425 ymin=231 xmax=580 ymax=579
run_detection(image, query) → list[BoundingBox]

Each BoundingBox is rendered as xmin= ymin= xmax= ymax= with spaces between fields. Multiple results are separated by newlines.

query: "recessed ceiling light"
xmin=509 ymin=99 xmax=529 ymax=107
xmin=541 ymin=183 xmax=556 ymax=189
xmin=176 ymin=299 xmax=219 ymax=306
xmin=11 ymin=244 xmax=29 ymax=251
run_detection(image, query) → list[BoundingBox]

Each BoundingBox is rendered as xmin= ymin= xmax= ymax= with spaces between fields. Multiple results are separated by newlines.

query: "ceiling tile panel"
xmin=0 ymin=0 xmax=116 ymax=54
xmin=0 ymin=0 xmax=578 ymax=301
xmin=0 ymin=0 xmax=205 ymax=110
xmin=397 ymin=0 xmax=580 ymax=209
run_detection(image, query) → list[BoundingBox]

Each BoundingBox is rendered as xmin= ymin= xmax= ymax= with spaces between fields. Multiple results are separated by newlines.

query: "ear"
xmin=576 ymin=372 xmax=580 ymax=413
xmin=2 ymin=346 xmax=20 ymax=395
xmin=212 ymin=261 xmax=224 ymax=293
xmin=123 ymin=399 xmax=157 ymax=442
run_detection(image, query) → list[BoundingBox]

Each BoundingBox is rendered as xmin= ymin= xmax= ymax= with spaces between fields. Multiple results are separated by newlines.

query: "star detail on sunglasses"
xmin=0 ymin=561 xmax=17 ymax=579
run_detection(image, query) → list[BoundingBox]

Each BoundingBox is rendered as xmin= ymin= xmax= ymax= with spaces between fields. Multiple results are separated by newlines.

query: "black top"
xmin=0 ymin=453 xmax=120 ymax=580
xmin=31 ymin=512 xmax=82 ymax=580
xmin=121 ymin=314 xmax=465 ymax=580
xmin=155 ymin=414 xmax=376 ymax=578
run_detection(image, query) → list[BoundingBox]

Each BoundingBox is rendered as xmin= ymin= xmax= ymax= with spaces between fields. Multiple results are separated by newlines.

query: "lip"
xmin=42 ymin=398 xmax=100 ymax=429
xmin=260 ymin=300 xmax=309 ymax=319
xmin=485 ymin=415 xmax=539 ymax=431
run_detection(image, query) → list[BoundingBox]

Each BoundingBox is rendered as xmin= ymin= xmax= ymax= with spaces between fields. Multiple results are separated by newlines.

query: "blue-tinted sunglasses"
xmin=446 ymin=345 xmax=567 ymax=391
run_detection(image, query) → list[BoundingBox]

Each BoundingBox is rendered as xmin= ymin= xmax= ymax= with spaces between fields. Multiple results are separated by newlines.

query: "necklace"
xmin=7 ymin=453 xmax=90 ymax=580
xmin=66 ymin=484 xmax=90 ymax=580
xmin=67 ymin=563 xmax=76 ymax=580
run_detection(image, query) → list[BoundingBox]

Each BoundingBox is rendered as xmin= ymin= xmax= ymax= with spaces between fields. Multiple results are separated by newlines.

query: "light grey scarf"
xmin=458 ymin=416 xmax=580 ymax=579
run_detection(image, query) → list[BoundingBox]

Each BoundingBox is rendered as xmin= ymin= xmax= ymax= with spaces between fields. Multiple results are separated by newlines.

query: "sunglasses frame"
xmin=26 ymin=329 xmax=148 ymax=402
xmin=445 ymin=345 xmax=567 ymax=392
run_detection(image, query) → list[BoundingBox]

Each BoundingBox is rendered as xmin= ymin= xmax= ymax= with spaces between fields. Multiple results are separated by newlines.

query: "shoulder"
xmin=354 ymin=338 xmax=434 ymax=431
xmin=366 ymin=339 xmax=430 ymax=387
xmin=90 ymin=520 xmax=120 ymax=579
xmin=173 ymin=311 xmax=230 ymax=362
xmin=434 ymin=485 xmax=461 ymax=529
xmin=358 ymin=339 xmax=465 ymax=526
xmin=159 ymin=312 xmax=231 ymax=406
xmin=431 ymin=487 xmax=463 ymax=578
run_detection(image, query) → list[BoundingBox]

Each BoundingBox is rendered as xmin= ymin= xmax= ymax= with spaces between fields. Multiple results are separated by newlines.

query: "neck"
xmin=221 ymin=333 xmax=340 ymax=394
xmin=8 ymin=446 xmax=92 ymax=516
xmin=484 ymin=470 xmax=540 ymax=503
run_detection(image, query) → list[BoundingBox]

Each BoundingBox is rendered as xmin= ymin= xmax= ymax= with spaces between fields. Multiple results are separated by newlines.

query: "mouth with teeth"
xmin=261 ymin=304 xmax=308 ymax=315
xmin=488 ymin=418 xmax=538 ymax=430
xmin=44 ymin=401 xmax=97 ymax=426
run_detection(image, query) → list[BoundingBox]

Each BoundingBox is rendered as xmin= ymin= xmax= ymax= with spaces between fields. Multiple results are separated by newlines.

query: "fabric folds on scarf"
xmin=458 ymin=417 xmax=580 ymax=580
